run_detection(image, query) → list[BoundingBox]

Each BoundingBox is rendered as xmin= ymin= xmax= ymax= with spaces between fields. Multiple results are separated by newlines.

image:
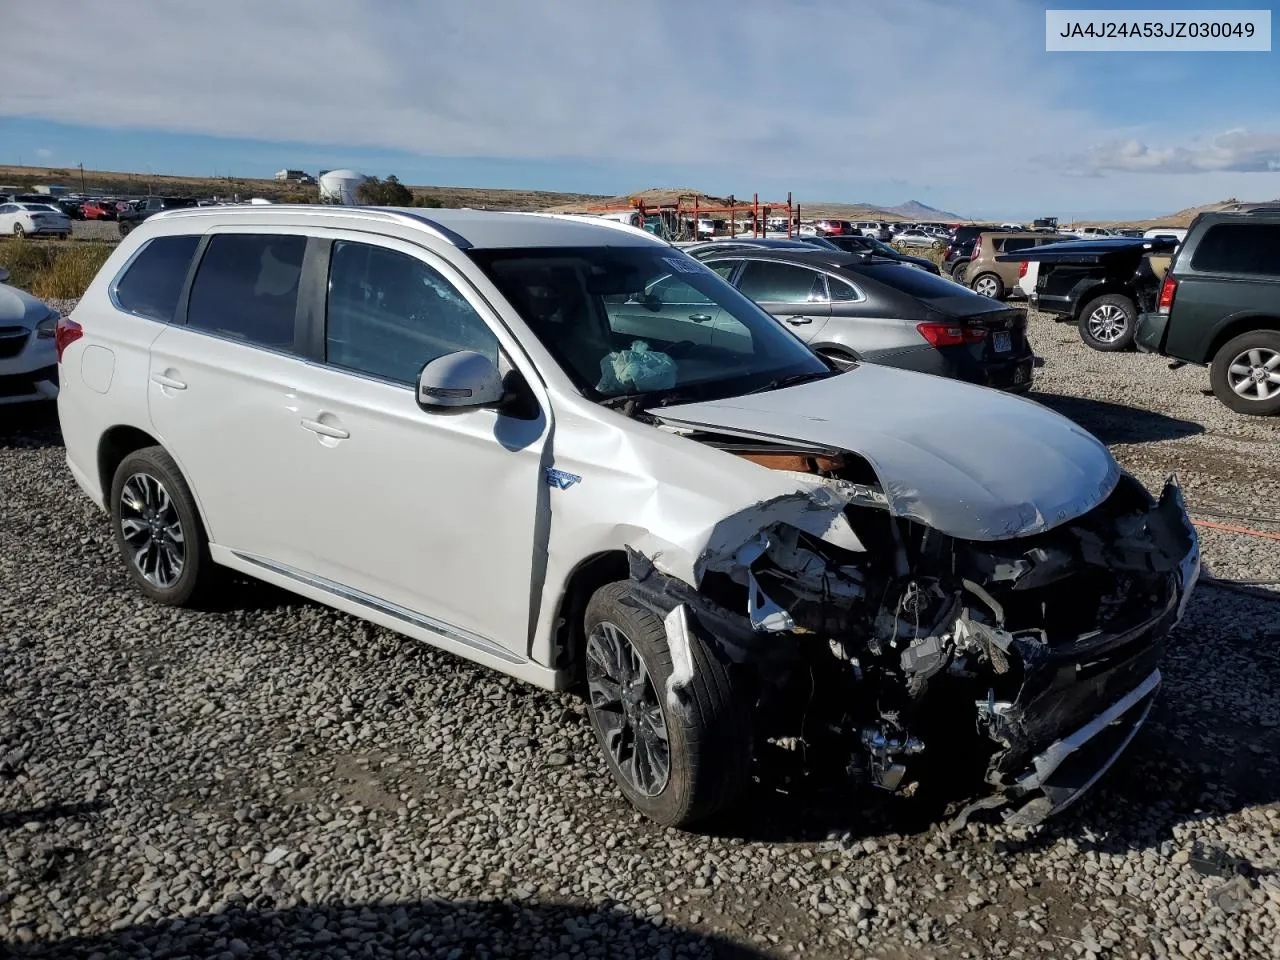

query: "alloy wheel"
xmin=1087 ymin=303 xmax=1128 ymax=343
xmin=973 ymin=275 xmax=999 ymax=297
xmin=586 ymin=620 xmax=671 ymax=797
xmin=118 ymin=472 xmax=186 ymax=588
xmin=1226 ymin=346 xmax=1280 ymax=402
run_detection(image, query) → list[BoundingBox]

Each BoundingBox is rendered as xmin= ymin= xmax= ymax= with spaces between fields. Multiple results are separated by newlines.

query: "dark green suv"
xmin=1136 ymin=208 xmax=1280 ymax=415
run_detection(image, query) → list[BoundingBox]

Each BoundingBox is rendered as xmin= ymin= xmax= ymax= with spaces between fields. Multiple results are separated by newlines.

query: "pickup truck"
xmin=116 ymin=196 xmax=199 ymax=235
xmin=996 ymin=236 xmax=1176 ymax=351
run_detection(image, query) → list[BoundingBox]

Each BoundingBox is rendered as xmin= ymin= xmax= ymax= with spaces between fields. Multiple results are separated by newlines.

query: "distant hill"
xmin=880 ymin=200 xmax=965 ymax=220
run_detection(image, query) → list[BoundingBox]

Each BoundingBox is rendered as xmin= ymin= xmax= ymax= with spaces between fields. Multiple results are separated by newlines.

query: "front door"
xmin=287 ymin=235 xmax=549 ymax=658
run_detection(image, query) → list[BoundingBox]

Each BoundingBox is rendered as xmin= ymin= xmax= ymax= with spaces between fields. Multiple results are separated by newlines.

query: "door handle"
xmin=688 ymin=313 xmax=713 ymax=322
xmin=300 ymin=418 xmax=350 ymax=440
xmin=150 ymin=373 xmax=187 ymax=390
xmin=785 ymin=316 xmax=813 ymax=325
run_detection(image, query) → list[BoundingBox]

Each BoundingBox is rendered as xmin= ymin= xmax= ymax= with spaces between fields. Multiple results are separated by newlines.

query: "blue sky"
xmin=2 ymin=0 xmax=1278 ymax=219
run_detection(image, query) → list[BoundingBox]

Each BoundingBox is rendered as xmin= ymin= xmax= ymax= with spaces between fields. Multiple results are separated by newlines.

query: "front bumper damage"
xmin=627 ymin=470 xmax=1200 ymax=830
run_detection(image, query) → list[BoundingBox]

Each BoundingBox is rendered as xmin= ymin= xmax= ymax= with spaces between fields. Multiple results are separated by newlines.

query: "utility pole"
xmin=78 ymin=162 xmax=86 ymax=194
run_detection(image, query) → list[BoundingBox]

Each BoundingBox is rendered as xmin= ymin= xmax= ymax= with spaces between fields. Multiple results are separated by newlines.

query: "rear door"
xmin=731 ymin=259 xmax=831 ymax=342
xmin=147 ymin=230 xmax=317 ymax=569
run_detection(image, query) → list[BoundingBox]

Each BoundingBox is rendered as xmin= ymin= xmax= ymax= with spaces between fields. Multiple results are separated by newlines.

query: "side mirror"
xmin=0 ymin=267 xmax=9 ymax=283
xmin=417 ymin=350 xmax=504 ymax=411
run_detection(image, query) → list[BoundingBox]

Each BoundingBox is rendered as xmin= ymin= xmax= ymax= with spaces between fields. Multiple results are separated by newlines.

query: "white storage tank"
xmin=318 ymin=169 xmax=366 ymax=205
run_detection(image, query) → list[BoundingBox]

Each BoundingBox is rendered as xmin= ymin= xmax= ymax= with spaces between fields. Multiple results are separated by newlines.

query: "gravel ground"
xmin=2 ymin=305 xmax=1278 ymax=959
xmin=70 ymin=221 xmax=123 ymax=243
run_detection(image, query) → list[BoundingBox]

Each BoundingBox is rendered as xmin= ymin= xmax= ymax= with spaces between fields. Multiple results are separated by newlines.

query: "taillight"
xmin=1157 ymin=274 xmax=1177 ymax=314
xmin=971 ymin=237 xmax=982 ymax=262
xmin=54 ymin=316 xmax=83 ymax=361
xmin=1018 ymin=260 xmax=1028 ymax=278
xmin=917 ymin=322 xmax=986 ymax=347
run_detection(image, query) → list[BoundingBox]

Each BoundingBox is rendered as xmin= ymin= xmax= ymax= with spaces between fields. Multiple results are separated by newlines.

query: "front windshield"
xmin=469 ymin=246 xmax=829 ymax=404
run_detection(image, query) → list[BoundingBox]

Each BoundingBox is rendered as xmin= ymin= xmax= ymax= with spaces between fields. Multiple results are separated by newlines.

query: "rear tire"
xmin=583 ymin=581 xmax=751 ymax=827
xmin=13 ymin=224 xmax=25 ymax=238
xmin=1077 ymin=294 xmax=1136 ymax=352
xmin=109 ymin=446 xmax=216 ymax=606
xmin=118 ymin=221 xmax=132 ymax=237
xmin=971 ymin=272 xmax=1004 ymax=299
xmin=1210 ymin=329 xmax=1280 ymax=416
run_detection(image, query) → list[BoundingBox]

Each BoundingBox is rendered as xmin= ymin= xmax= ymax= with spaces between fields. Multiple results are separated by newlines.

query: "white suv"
xmin=57 ymin=206 xmax=1200 ymax=828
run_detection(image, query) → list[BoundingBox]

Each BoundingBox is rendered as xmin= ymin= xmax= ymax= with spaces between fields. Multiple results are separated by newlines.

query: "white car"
xmin=0 ymin=201 xmax=72 ymax=239
xmin=895 ymin=229 xmax=942 ymax=248
xmin=57 ymin=206 xmax=1199 ymax=828
xmin=0 ymin=267 xmax=60 ymax=404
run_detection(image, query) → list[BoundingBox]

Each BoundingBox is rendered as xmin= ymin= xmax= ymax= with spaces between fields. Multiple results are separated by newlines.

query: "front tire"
xmin=1078 ymin=293 xmax=1136 ymax=351
xmin=118 ymin=221 xmax=132 ymax=237
xmin=971 ymin=272 xmax=1004 ymax=299
xmin=110 ymin=446 xmax=216 ymax=606
xmin=583 ymin=582 xmax=751 ymax=827
xmin=13 ymin=224 xmax=25 ymax=238
xmin=1210 ymin=329 xmax=1280 ymax=416
xmin=950 ymin=259 xmax=969 ymax=283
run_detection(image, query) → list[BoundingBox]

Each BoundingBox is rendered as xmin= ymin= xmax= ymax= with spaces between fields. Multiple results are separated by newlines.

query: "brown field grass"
xmin=0 ymin=240 xmax=115 ymax=299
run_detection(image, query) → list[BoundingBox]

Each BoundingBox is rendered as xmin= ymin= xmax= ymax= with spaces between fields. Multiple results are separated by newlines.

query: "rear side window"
xmin=186 ymin=234 xmax=306 ymax=349
xmin=736 ymin=261 xmax=828 ymax=302
xmin=326 ymin=241 xmax=498 ymax=385
xmin=860 ymin=264 xmax=970 ymax=300
xmin=113 ymin=235 xmax=200 ymax=322
xmin=1002 ymin=238 xmax=1038 ymax=253
xmin=1190 ymin=224 xmax=1280 ymax=276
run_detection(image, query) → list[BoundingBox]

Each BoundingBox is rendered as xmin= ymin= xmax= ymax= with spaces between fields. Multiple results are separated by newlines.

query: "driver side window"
xmin=326 ymin=241 xmax=499 ymax=386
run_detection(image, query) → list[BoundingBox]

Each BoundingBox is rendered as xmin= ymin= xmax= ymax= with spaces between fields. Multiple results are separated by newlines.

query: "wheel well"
xmin=1205 ymin=316 xmax=1280 ymax=364
xmin=98 ymin=426 xmax=160 ymax=499
xmin=551 ymin=551 xmax=630 ymax=685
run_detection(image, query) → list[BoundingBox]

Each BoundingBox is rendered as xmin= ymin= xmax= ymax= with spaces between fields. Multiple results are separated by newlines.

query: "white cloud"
xmin=2 ymin=0 xmax=1278 ymax=216
xmin=1070 ymin=130 xmax=1280 ymax=175
xmin=34 ymin=146 xmax=52 ymax=159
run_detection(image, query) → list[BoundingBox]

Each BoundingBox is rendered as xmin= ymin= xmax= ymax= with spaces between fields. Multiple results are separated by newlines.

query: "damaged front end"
xmin=625 ymin=454 xmax=1200 ymax=829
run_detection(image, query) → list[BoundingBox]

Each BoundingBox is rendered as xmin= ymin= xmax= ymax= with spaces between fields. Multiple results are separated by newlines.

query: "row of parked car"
xmin=32 ymin=203 xmax=1199 ymax=832
xmin=0 ymin=192 xmax=213 ymax=238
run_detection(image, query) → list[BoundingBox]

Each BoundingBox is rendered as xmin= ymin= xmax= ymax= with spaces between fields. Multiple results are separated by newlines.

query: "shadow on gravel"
xmin=1031 ymin=392 xmax=1204 ymax=445
xmin=5 ymin=898 xmax=770 ymax=959
xmin=0 ymin=801 xmax=104 ymax=831
xmin=998 ymin=586 xmax=1280 ymax=857
xmin=0 ymin=400 xmax=62 ymax=450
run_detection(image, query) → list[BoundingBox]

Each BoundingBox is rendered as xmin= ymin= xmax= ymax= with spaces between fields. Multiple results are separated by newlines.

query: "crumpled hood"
xmin=655 ymin=364 xmax=1121 ymax=542
xmin=0 ymin=284 xmax=49 ymax=328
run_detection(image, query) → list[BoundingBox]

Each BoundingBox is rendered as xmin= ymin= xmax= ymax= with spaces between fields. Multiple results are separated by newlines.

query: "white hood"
xmin=655 ymin=365 xmax=1121 ymax=542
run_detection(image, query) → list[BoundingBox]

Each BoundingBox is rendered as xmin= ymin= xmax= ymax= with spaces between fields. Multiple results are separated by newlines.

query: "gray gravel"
xmin=1 ymin=304 xmax=1278 ymax=959
xmin=70 ymin=221 xmax=123 ymax=243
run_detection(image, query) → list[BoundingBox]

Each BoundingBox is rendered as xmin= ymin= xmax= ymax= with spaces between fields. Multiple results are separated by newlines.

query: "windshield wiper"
xmin=743 ymin=370 xmax=834 ymax=395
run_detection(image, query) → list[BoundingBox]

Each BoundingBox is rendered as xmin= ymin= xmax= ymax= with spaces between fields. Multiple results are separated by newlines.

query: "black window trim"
xmin=109 ymin=233 xmax=204 ymax=324
xmin=731 ymin=257 xmax=834 ymax=304
xmin=1188 ymin=222 xmax=1280 ymax=278
xmin=174 ymin=230 xmax=313 ymax=359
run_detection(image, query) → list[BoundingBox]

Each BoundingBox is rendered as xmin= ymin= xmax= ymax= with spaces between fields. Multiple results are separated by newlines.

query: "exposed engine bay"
xmin=623 ymin=434 xmax=1201 ymax=829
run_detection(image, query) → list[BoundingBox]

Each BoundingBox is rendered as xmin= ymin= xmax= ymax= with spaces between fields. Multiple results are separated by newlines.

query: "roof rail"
xmin=148 ymin=204 xmax=472 ymax=249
